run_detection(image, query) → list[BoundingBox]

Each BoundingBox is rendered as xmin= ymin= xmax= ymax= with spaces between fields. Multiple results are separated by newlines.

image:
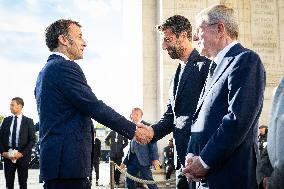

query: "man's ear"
xmin=217 ymin=22 xmax=226 ymax=37
xmin=58 ymin=35 xmax=68 ymax=46
xmin=179 ymin=31 xmax=188 ymax=40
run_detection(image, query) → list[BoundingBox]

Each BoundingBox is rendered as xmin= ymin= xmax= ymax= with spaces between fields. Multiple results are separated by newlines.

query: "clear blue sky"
xmin=0 ymin=0 xmax=142 ymax=122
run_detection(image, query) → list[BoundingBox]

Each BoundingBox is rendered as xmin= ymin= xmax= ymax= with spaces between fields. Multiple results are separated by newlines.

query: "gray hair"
xmin=196 ymin=4 xmax=239 ymax=39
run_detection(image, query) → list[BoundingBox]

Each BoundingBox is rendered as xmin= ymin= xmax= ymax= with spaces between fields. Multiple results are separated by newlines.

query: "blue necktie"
xmin=11 ymin=116 xmax=18 ymax=149
xmin=205 ymin=61 xmax=217 ymax=91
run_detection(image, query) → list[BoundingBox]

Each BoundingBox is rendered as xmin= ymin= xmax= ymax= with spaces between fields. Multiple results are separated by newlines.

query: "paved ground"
xmin=0 ymin=162 xmax=175 ymax=188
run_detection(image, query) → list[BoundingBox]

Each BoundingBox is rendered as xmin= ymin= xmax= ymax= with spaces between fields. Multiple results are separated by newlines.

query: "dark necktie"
xmin=130 ymin=140 xmax=135 ymax=153
xmin=206 ymin=61 xmax=217 ymax=88
xmin=11 ymin=116 xmax=18 ymax=149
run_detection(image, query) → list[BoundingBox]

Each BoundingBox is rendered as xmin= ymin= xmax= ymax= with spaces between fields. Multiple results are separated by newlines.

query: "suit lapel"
xmin=5 ymin=117 xmax=13 ymax=145
xmin=175 ymin=50 xmax=199 ymax=101
xmin=194 ymin=44 xmax=245 ymax=116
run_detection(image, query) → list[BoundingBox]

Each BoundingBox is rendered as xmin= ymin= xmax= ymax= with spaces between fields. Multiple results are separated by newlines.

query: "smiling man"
xmin=182 ymin=4 xmax=266 ymax=189
xmin=34 ymin=19 xmax=149 ymax=189
xmin=142 ymin=15 xmax=210 ymax=189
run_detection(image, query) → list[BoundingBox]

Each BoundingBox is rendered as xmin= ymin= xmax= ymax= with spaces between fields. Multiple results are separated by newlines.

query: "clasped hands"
xmin=182 ymin=155 xmax=209 ymax=182
xmin=134 ymin=123 xmax=154 ymax=144
xmin=2 ymin=150 xmax=23 ymax=163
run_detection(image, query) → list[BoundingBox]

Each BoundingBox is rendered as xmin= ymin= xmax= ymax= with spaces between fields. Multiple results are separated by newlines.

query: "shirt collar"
xmin=213 ymin=41 xmax=238 ymax=65
xmin=14 ymin=113 xmax=22 ymax=119
xmin=52 ymin=52 xmax=71 ymax=61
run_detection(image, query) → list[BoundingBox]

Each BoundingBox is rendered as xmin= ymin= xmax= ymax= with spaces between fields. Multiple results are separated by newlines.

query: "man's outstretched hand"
xmin=134 ymin=123 xmax=154 ymax=144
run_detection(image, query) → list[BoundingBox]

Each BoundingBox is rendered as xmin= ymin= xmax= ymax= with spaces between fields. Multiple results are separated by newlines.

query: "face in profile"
xmin=193 ymin=19 xmax=219 ymax=58
xmin=65 ymin=23 xmax=87 ymax=60
xmin=161 ymin=28 xmax=185 ymax=60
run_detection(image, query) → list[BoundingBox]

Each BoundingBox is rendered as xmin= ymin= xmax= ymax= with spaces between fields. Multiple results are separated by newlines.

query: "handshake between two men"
xmin=133 ymin=124 xmax=209 ymax=182
xmin=134 ymin=123 xmax=154 ymax=145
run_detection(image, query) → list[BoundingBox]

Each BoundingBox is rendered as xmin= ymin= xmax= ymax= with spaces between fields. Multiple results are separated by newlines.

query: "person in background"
xmin=258 ymin=125 xmax=268 ymax=155
xmin=0 ymin=97 xmax=36 ymax=189
xmin=121 ymin=108 xmax=160 ymax=189
xmin=163 ymin=138 xmax=175 ymax=180
xmin=92 ymin=130 xmax=101 ymax=186
xmin=105 ymin=130 xmax=128 ymax=185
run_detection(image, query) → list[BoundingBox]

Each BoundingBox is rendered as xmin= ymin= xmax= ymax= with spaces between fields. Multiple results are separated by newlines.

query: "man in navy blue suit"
xmin=181 ymin=5 xmax=266 ymax=189
xmin=34 ymin=19 xmax=150 ymax=189
xmin=121 ymin=108 xmax=160 ymax=189
xmin=0 ymin=97 xmax=36 ymax=189
xmin=145 ymin=15 xmax=210 ymax=189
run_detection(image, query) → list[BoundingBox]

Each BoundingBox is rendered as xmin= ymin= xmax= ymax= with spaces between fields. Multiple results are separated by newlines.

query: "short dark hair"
xmin=156 ymin=15 xmax=192 ymax=40
xmin=12 ymin=97 xmax=24 ymax=107
xmin=45 ymin=19 xmax=81 ymax=51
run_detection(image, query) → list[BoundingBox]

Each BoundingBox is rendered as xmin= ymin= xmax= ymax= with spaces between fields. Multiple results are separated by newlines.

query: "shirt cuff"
xmin=199 ymin=156 xmax=210 ymax=169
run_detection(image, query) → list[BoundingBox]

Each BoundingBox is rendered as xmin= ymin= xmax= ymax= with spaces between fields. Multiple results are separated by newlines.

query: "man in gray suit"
xmin=121 ymin=108 xmax=160 ymax=189
xmin=258 ymin=76 xmax=284 ymax=189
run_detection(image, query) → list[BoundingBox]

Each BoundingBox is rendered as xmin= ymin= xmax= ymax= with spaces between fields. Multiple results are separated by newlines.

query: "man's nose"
xmin=82 ymin=39 xmax=87 ymax=47
xmin=162 ymin=41 xmax=168 ymax=50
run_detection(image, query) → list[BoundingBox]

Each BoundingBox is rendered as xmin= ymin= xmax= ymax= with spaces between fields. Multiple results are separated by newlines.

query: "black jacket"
xmin=105 ymin=131 xmax=128 ymax=158
xmin=0 ymin=115 xmax=36 ymax=161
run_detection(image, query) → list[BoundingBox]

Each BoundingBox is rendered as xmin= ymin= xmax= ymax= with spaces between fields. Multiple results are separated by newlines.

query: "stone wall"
xmin=142 ymin=0 xmax=284 ymax=126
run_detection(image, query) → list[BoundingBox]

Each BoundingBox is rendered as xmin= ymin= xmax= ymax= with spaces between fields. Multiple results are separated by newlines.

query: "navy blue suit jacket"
xmin=34 ymin=54 xmax=136 ymax=181
xmin=151 ymin=49 xmax=210 ymax=165
xmin=0 ymin=115 xmax=36 ymax=162
xmin=187 ymin=44 xmax=266 ymax=189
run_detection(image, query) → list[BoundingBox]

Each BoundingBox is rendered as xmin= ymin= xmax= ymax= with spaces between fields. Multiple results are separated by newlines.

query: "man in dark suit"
xmin=181 ymin=5 xmax=266 ymax=189
xmin=92 ymin=130 xmax=101 ymax=186
xmin=34 ymin=19 xmax=149 ymax=189
xmin=143 ymin=15 xmax=210 ymax=189
xmin=105 ymin=130 xmax=128 ymax=185
xmin=163 ymin=138 xmax=174 ymax=180
xmin=121 ymin=108 xmax=160 ymax=189
xmin=0 ymin=97 xmax=36 ymax=189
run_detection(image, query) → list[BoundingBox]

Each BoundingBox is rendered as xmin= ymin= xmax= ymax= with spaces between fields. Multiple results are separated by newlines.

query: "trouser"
xmin=4 ymin=158 xmax=29 ymax=189
xmin=165 ymin=163 xmax=174 ymax=179
xmin=92 ymin=158 xmax=100 ymax=181
xmin=126 ymin=153 xmax=157 ymax=189
xmin=43 ymin=178 xmax=91 ymax=189
xmin=110 ymin=156 xmax=122 ymax=184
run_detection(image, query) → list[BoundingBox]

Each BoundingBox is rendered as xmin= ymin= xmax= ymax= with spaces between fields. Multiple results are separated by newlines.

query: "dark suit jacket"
xmin=105 ymin=131 xmax=128 ymax=158
xmin=187 ymin=43 xmax=266 ymax=189
xmin=0 ymin=115 xmax=36 ymax=162
xmin=93 ymin=138 xmax=101 ymax=160
xmin=34 ymin=54 xmax=136 ymax=181
xmin=151 ymin=49 xmax=210 ymax=165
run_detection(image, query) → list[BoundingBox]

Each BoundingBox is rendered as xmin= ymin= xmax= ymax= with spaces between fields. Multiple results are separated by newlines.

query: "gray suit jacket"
xmin=123 ymin=140 xmax=159 ymax=167
xmin=267 ymin=76 xmax=284 ymax=188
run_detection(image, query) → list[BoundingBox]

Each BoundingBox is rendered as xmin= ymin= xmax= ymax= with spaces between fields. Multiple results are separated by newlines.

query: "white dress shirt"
xmin=52 ymin=52 xmax=71 ymax=60
xmin=9 ymin=114 xmax=23 ymax=148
